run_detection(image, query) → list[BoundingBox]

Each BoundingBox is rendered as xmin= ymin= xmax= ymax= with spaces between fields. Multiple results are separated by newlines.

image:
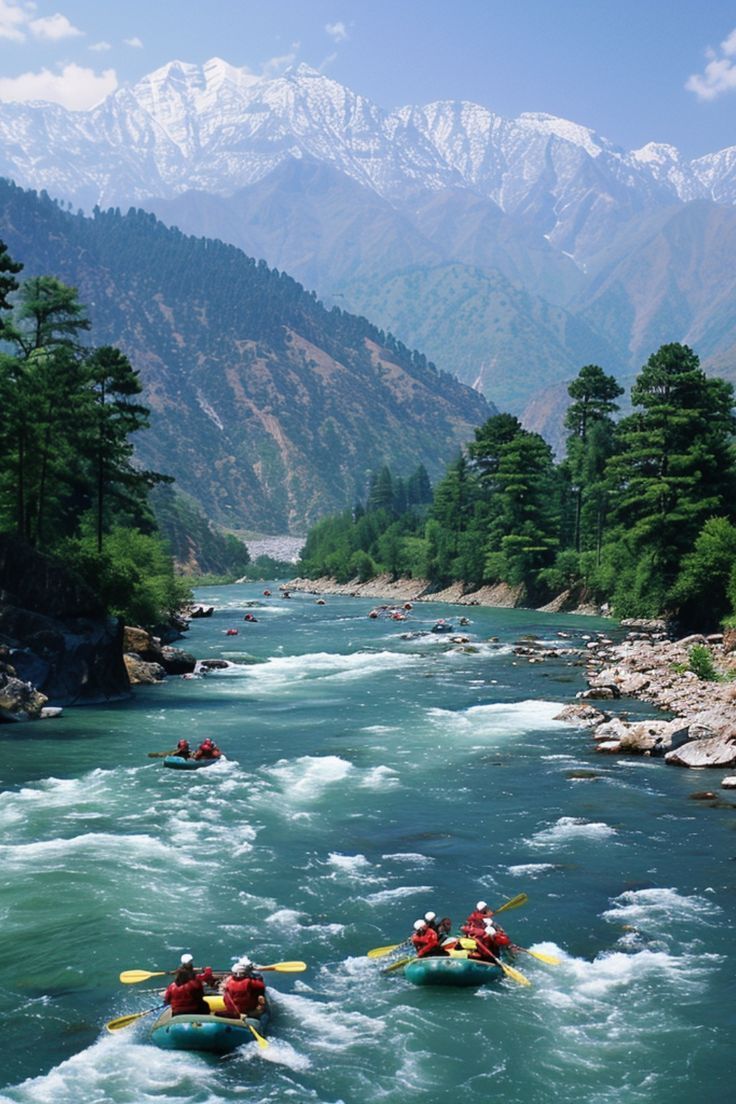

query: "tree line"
xmin=0 ymin=239 xmax=191 ymax=626
xmin=299 ymin=345 xmax=736 ymax=628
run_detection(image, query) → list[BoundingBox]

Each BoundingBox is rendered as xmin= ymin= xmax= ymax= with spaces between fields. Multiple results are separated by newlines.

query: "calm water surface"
xmin=1 ymin=586 xmax=733 ymax=1103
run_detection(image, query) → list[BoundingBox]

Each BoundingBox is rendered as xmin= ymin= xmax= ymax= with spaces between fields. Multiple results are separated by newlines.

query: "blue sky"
xmin=0 ymin=0 xmax=735 ymax=158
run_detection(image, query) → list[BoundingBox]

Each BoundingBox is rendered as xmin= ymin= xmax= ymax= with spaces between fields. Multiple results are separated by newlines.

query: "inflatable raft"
xmin=403 ymin=954 xmax=502 ymax=987
xmin=149 ymin=995 xmax=269 ymax=1054
xmin=163 ymin=755 xmax=221 ymax=770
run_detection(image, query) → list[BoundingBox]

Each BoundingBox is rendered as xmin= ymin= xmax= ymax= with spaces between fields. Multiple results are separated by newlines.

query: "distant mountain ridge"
xmin=0 ymin=180 xmax=490 ymax=532
xmin=1 ymin=58 xmax=735 ymax=247
xmin=3 ymin=58 xmax=736 ymax=429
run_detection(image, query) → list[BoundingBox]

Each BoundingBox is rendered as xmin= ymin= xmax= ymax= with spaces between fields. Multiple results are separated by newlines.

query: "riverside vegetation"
xmin=299 ymin=349 xmax=736 ymax=630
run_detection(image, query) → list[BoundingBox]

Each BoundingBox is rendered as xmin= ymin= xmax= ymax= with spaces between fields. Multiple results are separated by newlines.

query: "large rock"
xmin=0 ymin=672 xmax=48 ymax=721
xmin=124 ymin=655 xmax=166 ymax=685
xmin=160 ymin=646 xmax=197 ymax=674
xmin=554 ymin=703 xmax=609 ymax=727
xmin=665 ymin=735 xmax=736 ymax=768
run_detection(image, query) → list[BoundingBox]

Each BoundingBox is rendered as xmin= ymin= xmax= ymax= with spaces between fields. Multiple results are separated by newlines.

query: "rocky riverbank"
xmin=287 ymin=574 xmax=602 ymax=614
xmin=555 ymin=619 xmax=736 ymax=770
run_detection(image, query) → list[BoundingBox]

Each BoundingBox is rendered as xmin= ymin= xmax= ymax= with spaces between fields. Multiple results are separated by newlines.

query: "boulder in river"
xmin=665 ymin=734 xmax=736 ymax=768
xmin=0 ymin=671 xmax=48 ymax=721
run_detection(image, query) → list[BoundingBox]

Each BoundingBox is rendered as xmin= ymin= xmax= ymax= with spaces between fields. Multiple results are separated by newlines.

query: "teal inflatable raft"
xmin=403 ymin=956 xmax=502 ymax=987
xmin=163 ymin=756 xmax=221 ymax=770
xmin=149 ymin=1006 xmax=269 ymax=1054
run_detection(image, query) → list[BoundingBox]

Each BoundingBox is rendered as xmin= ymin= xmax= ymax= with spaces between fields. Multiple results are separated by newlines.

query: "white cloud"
xmin=261 ymin=42 xmax=299 ymax=77
xmin=686 ymin=27 xmax=736 ymax=100
xmin=89 ymin=40 xmax=111 ymax=52
xmin=123 ymin=35 xmax=143 ymax=48
xmin=325 ymin=21 xmax=348 ymax=43
xmin=0 ymin=0 xmax=29 ymax=41
xmin=0 ymin=62 xmax=117 ymax=109
xmin=29 ymin=13 xmax=82 ymax=40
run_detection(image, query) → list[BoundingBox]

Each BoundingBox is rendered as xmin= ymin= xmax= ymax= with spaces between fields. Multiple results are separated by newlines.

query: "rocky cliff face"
xmin=0 ymin=535 xmax=130 ymax=711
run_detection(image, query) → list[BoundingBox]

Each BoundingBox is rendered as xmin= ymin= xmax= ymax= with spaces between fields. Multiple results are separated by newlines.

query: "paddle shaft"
xmin=106 ymin=1005 xmax=165 ymax=1032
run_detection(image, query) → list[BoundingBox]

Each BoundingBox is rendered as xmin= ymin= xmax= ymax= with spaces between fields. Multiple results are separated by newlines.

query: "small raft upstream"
xmin=163 ymin=756 xmax=222 ymax=770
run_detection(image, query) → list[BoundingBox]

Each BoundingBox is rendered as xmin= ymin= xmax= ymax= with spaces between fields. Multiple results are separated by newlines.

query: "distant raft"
xmin=403 ymin=954 xmax=502 ymax=987
xmin=163 ymin=755 xmax=222 ymax=770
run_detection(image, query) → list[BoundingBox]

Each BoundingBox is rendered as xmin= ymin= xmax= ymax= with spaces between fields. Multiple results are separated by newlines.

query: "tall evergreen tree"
xmin=563 ymin=364 xmax=623 ymax=554
xmin=604 ymin=343 xmax=736 ymax=611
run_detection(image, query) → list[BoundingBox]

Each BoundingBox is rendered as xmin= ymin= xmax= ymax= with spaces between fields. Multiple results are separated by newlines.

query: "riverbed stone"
xmin=665 ymin=734 xmax=736 ymax=768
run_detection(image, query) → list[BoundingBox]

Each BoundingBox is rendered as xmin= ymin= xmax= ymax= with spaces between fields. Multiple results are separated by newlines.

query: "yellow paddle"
xmin=494 ymin=891 xmax=528 ymax=914
xmin=366 ymin=941 xmax=411 ymax=960
xmin=489 ymin=953 xmax=531 ymax=987
xmin=382 ymin=956 xmax=415 ymax=973
xmin=244 ymin=1021 xmax=269 ymax=1049
xmin=120 ymin=961 xmax=306 ymax=984
xmin=366 ymin=892 xmax=529 ymax=958
xmin=515 ymin=946 xmax=560 ymax=966
xmin=105 ymin=1005 xmax=164 ymax=1032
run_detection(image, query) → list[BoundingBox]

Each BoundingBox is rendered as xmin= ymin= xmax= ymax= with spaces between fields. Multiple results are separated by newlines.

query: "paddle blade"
xmin=256 ymin=961 xmax=307 ymax=973
xmin=494 ymin=892 xmax=529 ymax=915
xmin=367 ymin=945 xmax=400 ymax=959
xmin=498 ymin=960 xmax=532 ymax=987
xmin=246 ymin=1022 xmax=269 ymax=1049
xmin=523 ymin=949 xmax=560 ymax=966
xmin=105 ymin=1006 xmax=161 ymax=1032
xmin=147 ymin=751 xmax=175 ymax=758
xmin=119 ymin=969 xmax=166 ymax=984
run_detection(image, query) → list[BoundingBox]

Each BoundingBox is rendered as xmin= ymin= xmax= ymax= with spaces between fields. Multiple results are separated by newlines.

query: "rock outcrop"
xmin=571 ymin=621 xmax=736 ymax=767
xmin=0 ymin=535 xmax=130 ymax=710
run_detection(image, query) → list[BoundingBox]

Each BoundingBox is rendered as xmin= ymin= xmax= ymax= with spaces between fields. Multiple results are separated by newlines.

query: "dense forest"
xmin=299 ymin=345 xmax=736 ymax=628
xmin=0 ymin=238 xmax=229 ymax=626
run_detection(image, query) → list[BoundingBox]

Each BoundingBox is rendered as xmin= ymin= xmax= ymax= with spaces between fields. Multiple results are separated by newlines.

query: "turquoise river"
xmin=1 ymin=585 xmax=734 ymax=1103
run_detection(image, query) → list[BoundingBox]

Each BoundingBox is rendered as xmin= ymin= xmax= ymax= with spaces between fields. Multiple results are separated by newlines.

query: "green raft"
xmin=403 ymin=955 xmax=502 ymax=987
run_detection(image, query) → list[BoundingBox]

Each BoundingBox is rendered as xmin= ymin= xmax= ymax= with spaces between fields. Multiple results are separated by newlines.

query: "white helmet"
xmin=424 ymin=911 xmax=436 ymax=922
xmin=233 ymin=956 xmax=253 ymax=974
xmin=413 ymin=919 xmax=426 ymax=931
xmin=180 ymin=953 xmax=194 ymax=965
xmin=476 ymin=901 xmax=488 ymax=911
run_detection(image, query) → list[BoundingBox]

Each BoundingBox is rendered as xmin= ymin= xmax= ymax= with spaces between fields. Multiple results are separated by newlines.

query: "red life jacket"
xmin=164 ymin=976 xmax=209 ymax=1016
xmin=411 ymin=927 xmax=440 ymax=957
xmin=223 ymin=975 xmax=266 ymax=1015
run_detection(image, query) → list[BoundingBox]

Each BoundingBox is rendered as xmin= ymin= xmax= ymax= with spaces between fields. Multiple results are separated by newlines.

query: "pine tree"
xmin=563 ymin=364 xmax=623 ymax=554
xmin=605 ymin=343 xmax=736 ymax=611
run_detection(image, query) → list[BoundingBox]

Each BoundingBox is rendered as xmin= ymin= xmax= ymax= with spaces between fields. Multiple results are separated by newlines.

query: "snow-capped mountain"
xmin=3 ymin=57 xmax=736 ymax=427
xmin=0 ymin=57 xmax=734 ymax=261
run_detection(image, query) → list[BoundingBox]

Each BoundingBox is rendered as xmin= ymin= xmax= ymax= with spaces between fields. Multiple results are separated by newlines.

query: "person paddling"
xmin=163 ymin=955 xmax=215 ymax=1016
xmin=461 ymin=900 xmax=493 ymax=937
xmin=411 ymin=919 xmax=448 ymax=958
xmin=175 ymin=739 xmax=191 ymax=760
xmin=193 ymin=738 xmax=221 ymax=760
xmin=218 ymin=957 xmax=267 ymax=1018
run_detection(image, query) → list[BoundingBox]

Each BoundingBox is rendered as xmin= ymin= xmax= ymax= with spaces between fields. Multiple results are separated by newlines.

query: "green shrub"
xmin=688 ymin=644 xmax=719 ymax=682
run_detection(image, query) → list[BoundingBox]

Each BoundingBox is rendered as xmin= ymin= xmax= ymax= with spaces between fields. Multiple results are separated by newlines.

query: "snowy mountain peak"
xmin=0 ymin=56 xmax=735 ymax=231
xmin=631 ymin=142 xmax=681 ymax=164
xmin=516 ymin=112 xmax=608 ymax=157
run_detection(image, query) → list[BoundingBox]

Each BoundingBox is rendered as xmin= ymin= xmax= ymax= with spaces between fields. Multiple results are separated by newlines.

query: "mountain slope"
xmin=339 ymin=262 xmax=622 ymax=412
xmin=0 ymin=180 xmax=490 ymax=532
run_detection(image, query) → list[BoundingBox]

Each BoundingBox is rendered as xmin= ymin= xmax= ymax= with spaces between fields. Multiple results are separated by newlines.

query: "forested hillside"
xmin=300 ymin=345 xmax=736 ymax=626
xmin=0 ymin=180 xmax=490 ymax=533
